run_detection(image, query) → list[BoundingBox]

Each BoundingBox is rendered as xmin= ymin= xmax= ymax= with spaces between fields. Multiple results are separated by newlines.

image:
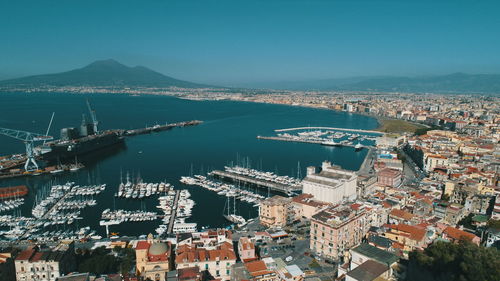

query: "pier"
xmin=210 ymin=170 xmax=301 ymax=195
xmin=274 ymin=126 xmax=384 ymax=135
xmin=122 ymin=120 xmax=203 ymax=136
xmin=257 ymin=135 xmax=372 ymax=149
xmin=166 ymin=190 xmax=181 ymax=234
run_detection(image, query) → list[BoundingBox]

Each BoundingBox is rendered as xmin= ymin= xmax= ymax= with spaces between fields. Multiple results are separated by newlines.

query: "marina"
xmin=116 ymin=175 xmax=172 ymax=199
xmin=180 ymin=175 xmax=265 ymax=206
xmin=209 ymin=166 xmax=302 ymax=195
xmin=257 ymin=128 xmax=378 ymax=150
xmin=0 ymin=182 xmax=107 ymax=241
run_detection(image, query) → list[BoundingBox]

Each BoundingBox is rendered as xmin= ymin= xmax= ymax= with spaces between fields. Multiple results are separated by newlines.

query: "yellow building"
xmin=135 ymin=234 xmax=173 ymax=281
xmin=259 ymin=195 xmax=293 ymax=228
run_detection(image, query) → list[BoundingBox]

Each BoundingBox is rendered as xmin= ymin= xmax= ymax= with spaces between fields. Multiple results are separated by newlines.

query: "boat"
xmin=321 ymin=140 xmax=341 ymax=146
xmin=223 ymin=193 xmax=246 ymax=225
xmin=354 ymin=143 xmax=363 ymax=151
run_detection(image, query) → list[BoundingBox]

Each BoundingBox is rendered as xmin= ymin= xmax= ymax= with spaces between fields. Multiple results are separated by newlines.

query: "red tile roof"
xmin=443 ymin=227 xmax=478 ymax=242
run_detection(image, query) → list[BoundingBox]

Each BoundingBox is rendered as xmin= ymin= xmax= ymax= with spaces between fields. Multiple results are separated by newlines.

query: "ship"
xmin=34 ymin=100 xmax=125 ymax=161
xmin=38 ymin=130 xmax=124 ymax=161
xmin=0 ymin=185 xmax=28 ymax=199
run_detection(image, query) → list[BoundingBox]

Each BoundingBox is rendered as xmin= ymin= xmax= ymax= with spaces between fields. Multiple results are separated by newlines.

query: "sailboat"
xmin=70 ymin=156 xmax=83 ymax=171
xmin=223 ymin=193 xmax=246 ymax=225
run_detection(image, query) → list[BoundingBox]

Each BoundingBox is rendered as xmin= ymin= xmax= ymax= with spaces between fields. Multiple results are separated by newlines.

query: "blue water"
xmin=0 ymin=92 xmax=378 ymax=237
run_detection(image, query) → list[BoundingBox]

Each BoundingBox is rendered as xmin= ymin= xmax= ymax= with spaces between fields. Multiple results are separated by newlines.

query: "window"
xmin=205 ymin=264 xmax=209 ymax=270
xmin=227 ymin=269 xmax=230 ymax=275
xmin=216 ymin=270 xmax=220 ymax=276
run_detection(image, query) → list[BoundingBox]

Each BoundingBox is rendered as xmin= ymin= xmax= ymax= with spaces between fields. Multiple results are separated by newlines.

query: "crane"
xmin=0 ymin=128 xmax=53 ymax=171
xmin=86 ymin=99 xmax=98 ymax=134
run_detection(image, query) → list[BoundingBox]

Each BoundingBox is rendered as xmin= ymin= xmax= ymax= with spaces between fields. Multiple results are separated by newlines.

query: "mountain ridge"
xmin=0 ymin=59 xmax=210 ymax=88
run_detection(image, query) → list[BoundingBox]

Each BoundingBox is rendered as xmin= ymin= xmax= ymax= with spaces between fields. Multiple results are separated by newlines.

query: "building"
xmin=382 ymin=224 xmax=427 ymax=253
xmin=175 ymin=242 xmax=236 ymax=281
xmin=424 ymin=154 xmax=448 ymax=172
xmin=259 ymin=195 xmax=293 ymax=228
xmin=442 ymin=226 xmax=480 ymax=245
xmin=338 ymin=243 xmax=399 ymax=281
xmin=238 ymin=237 xmax=256 ymax=262
xmin=345 ymin=260 xmax=390 ymax=281
xmin=310 ymin=205 xmax=368 ymax=260
xmin=291 ymin=193 xmax=330 ymax=219
xmin=135 ymin=234 xmax=173 ymax=281
xmin=244 ymin=260 xmax=278 ymax=281
xmin=56 ymin=273 xmax=91 ymax=281
xmin=175 ymin=267 xmax=202 ymax=281
xmin=14 ymin=243 xmax=75 ymax=281
xmin=302 ymin=161 xmax=357 ymax=205
xmin=177 ymin=229 xmax=233 ymax=250
xmin=377 ymin=168 xmax=402 ymax=188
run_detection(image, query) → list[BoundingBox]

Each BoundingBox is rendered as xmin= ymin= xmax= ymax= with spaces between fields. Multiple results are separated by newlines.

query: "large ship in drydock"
xmin=34 ymin=100 xmax=124 ymax=161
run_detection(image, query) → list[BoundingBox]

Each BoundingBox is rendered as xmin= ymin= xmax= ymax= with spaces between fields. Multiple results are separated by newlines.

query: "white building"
xmin=302 ymin=161 xmax=357 ymax=205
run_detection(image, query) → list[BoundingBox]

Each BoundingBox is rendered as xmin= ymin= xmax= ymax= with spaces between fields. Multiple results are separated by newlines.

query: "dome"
xmin=149 ymin=242 xmax=169 ymax=255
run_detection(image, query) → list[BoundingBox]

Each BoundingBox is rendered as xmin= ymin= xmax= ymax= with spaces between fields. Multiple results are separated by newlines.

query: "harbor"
xmin=0 ymin=100 xmax=203 ymax=180
xmin=0 ymin=92 xmax=375 ymax=239
xmin=257 ymin=127 xmax=379 ymax=150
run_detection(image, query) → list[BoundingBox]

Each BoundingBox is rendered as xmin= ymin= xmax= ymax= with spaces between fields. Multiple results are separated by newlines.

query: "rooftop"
xmin=352 ymin=243 xmax=399 ymax=265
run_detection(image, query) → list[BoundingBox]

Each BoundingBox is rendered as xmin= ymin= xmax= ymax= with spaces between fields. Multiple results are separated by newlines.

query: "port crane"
xmin=0 ymin=128 xmax=53 ymax=171
xmin=86 ymin=99 xmax=98 ymax=134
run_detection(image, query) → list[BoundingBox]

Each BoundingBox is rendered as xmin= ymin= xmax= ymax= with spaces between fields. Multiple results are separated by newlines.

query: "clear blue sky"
xmin=1 ymin=0 xmax=499 ymax=85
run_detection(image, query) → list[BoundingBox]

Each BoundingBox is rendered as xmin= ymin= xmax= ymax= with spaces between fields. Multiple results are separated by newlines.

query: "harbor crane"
xmin=0 ymin=128 xmax=53 ymax=171
xmin=86 ymin=99 xmax=98 ymax=134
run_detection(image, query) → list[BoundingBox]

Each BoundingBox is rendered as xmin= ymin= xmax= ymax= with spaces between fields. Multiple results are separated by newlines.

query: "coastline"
xmin=1 ymin=88 xmax=427 ymax=134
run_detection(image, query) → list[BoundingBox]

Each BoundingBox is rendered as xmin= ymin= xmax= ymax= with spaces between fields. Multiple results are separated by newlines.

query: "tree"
xmin=407 ymin=240 xmax=500 ymax=281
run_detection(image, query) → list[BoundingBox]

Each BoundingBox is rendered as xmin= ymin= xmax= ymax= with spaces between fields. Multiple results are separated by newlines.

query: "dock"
xmin=122 ymin=120 xmax=203 ymax=136
xmin=166 ymin=190 xmax=181 ymax=234
xmin=210 ymin=170 xmax=301 ymax=195
xmin=274 ymin=126 xmax=384 ymax=135
xmin=257 ymin=135 xmax=371 ymax=149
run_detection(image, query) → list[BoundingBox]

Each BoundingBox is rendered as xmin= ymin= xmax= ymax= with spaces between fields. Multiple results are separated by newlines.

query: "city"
xmin=0 ymin=1 xmax=499 ymax=281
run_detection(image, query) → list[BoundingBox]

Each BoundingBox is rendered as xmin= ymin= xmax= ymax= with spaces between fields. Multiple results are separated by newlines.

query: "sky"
xmin=1 ymin=0 xmax=500 ymax=85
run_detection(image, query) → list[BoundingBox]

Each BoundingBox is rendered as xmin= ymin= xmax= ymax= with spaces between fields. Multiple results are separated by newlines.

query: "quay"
xmin=256 ymin=135 xmax=372 ymax=149
xmin=357 ymin=147 xmax=377 ymax=176
xmin=210 ymin=170 xmax=301 ymax=195
xmin=274 ymin=126 xmax=384 ymax=135
xmin=122 ymin=120 xmax=203 ymax=136
xmin=166 ymin=190 xmax=181 ymax=234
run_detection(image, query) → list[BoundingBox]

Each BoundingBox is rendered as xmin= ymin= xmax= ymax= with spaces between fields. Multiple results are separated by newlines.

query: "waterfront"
xmin=0 ymin=92 xmax=378 ymax=237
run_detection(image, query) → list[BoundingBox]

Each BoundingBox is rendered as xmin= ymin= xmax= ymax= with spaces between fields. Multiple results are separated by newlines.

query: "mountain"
xmin=0 ymin=59 xmax=210 ymax=88
xmin=338 ymin=73 xmax=500 ymax=93
xmin=250 ymin=73 xmax=500 ymax=94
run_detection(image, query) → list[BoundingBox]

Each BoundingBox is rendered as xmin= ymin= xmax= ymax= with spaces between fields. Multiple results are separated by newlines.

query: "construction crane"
xmin=86 ymin=99 xmax=98 ymax=134
xmin=0 ymin=128 xmax=53 ymax=171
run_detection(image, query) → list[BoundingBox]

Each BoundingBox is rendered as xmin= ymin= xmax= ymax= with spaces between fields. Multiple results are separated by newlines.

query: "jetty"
xmin=122 ymin=120 xmax=202 ymax=136
xmin=210 ymin=170 xmax=301 ymax=195
xmin=274 ymin=126 xmax=384 ymax=135
xmin=257 ymin=135 xmax=372 ymax=149
xmin=167 ymin=190 xmax=181 ymax=234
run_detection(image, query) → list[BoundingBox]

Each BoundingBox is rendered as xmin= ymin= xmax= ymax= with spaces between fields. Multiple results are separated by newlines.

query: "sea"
xmin=0 ymin=92 xmax=378 ymax=237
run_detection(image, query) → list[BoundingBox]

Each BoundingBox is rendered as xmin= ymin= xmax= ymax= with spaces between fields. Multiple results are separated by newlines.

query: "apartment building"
xmin=310 ymin=205 xmax=368 ymax=260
